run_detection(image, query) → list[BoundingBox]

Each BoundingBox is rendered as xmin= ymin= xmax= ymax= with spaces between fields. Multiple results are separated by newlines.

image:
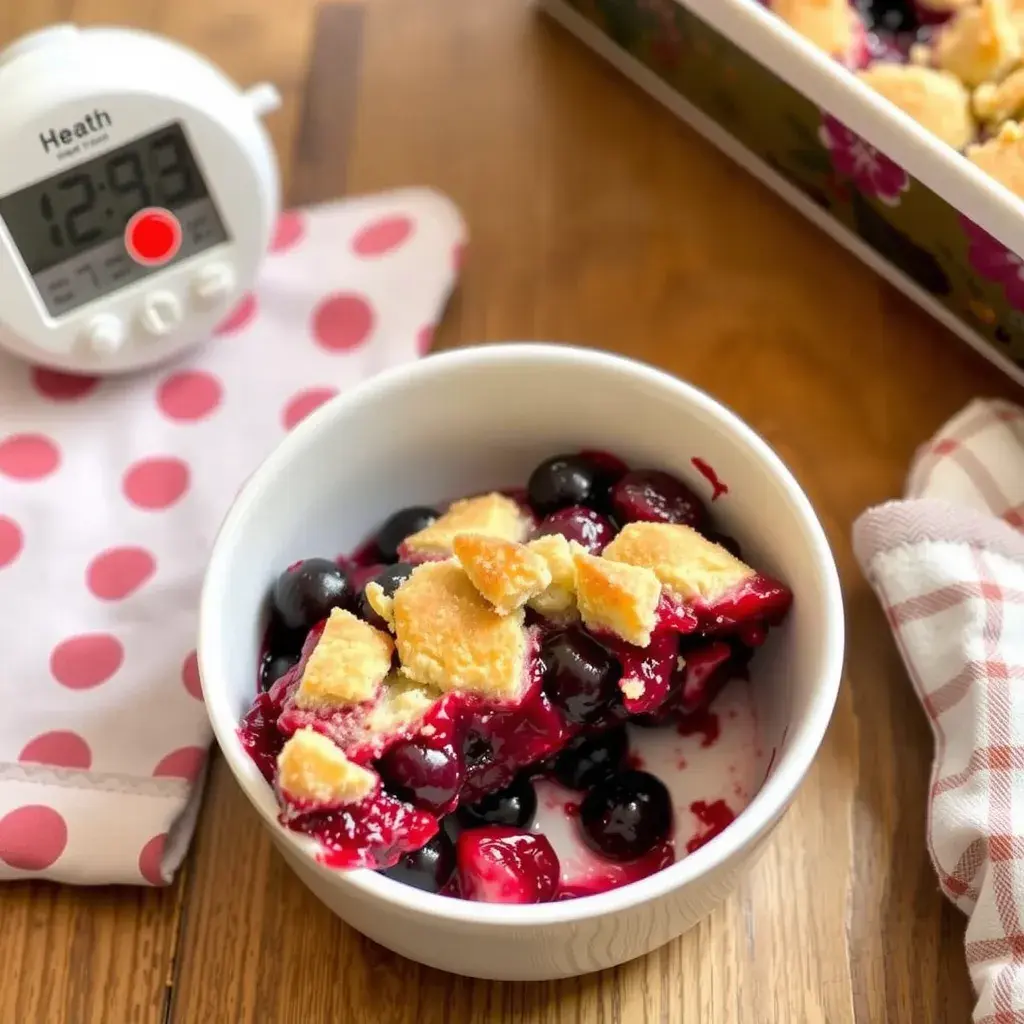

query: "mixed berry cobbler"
xmin=772 ymin=0 xmax=1024 ymax=195
xmin=238 ymin=452 xmax=792 ymax=904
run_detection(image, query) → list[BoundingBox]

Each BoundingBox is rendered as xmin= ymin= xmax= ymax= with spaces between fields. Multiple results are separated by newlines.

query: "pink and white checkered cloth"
xmin=853 ymin=398 xmax=1024 ymax=1024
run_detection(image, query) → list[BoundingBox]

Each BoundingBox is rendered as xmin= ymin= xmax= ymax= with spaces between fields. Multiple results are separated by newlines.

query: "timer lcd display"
xmin=0 ymin=121 xmax=229 ymax=316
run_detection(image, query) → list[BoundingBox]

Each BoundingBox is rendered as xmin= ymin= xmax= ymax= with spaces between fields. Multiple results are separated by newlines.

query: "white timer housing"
xmin=0 ymin=24 xmax=280 ymax=373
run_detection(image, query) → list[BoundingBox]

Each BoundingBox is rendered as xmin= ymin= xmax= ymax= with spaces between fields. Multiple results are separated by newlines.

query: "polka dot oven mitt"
xmin=0 ymin=188 xmax=466 ymax=885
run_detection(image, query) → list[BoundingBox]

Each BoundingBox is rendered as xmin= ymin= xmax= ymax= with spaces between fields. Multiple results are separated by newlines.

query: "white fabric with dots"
xmin=0 ymin=188 xmax=466 ymax=885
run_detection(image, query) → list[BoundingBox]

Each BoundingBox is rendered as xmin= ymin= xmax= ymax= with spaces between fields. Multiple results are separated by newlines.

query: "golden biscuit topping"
xmin=602 ymin=522 xmax=755 ymax=605
xmin=294 ymin=608 xmax=394 ymax=710
xmin=934 ymin=0 xmax=1021 ymax=88
xmin=277 ymin=728 xmax=377 ymax=806
xmin=857 ymin=64 xmax=975 ymax=148
xmin=966 ymin=119 xmax=1024 ymax=195
xmin=774 ymin=0 xmax=856 ymax=58
xmin=572 ymin=545 xmax=662 ymax=647
xmin=364 ymin=581 xmax=396 ymax=631
xmin=974 ymin=67 xmax=1024 ymax=122
xmin=453 ymin=533 xmax=552 ymax=615
xmin=392 ymin=560 xmax=529 ymax=700
xmin=526 ymin=534 xmax=578 ymax=617
xmin=400 ymin=493 xmax=531 ymax=559
xmin=365 ymin=677 xmax=440 ymax=735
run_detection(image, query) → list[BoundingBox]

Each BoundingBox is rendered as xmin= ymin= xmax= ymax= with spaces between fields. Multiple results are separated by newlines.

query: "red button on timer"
xmin=125 ymin=208 xmax=182 ymax=267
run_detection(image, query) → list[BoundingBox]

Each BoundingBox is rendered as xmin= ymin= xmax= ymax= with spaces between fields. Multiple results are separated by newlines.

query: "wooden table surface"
xmin=2 ymin=0 xmax=1017 ymax=1020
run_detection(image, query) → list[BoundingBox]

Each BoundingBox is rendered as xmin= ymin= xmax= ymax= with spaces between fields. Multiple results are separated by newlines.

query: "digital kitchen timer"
xmin=0 ymin=24 xmax=281 ymax=373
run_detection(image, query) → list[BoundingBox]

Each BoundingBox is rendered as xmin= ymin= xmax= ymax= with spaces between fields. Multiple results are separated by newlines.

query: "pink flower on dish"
xmin=961 ymin=214 xmax=1024 ymax=310
xmin=818 ymin=113 xmax=909 ymax=206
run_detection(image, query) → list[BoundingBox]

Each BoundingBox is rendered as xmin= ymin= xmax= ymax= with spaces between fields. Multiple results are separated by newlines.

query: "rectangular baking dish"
xmin=539 ymin=0 xmax=1024 ymax=387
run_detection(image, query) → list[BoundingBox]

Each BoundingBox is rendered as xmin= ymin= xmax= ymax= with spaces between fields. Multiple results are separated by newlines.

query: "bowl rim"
xmin=199 ymin=341 xmax=845 ymax=926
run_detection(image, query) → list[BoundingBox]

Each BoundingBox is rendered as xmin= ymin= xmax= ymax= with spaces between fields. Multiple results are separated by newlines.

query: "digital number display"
xmin=0 ymin=122 xmax=230 ymax=316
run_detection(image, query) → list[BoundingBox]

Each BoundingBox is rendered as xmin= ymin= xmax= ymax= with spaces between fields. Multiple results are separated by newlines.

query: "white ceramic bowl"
xmin=199 ymin=342 xmax=844 ymax=981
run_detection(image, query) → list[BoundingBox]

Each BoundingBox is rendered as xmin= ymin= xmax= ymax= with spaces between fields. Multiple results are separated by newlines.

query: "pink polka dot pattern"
xmin=86 ymin=546 xmax=156 ymax=600
xmin=0 ymin=806 xmax=68 ymax=870
xmin=181 ymin=650 xmax=203 ymax=701
xmin=138 ymin=833 xmax=167 ymax=886
xmin=270 ymin=211 xmax=306 ymax=253
xmin=31 ymin=368 xmax=98 ymax=401
xmin=416 ymin=325 xmax=435 ymax=357
xmin=282 ymin=387 xmax=338 ymax=430
xmin=0 ymin=434 xmax=60 ymax=480
xmin=19 ymin=731 xmax=92 ymax=769
xmin=0 ymin=516 xmax=23 ymax=568
xmin=50 ymin=633 xmax=124 ymax=690
xmin=123 ymin=457 xmax=190 ymax=510
xmin=214 ymin=292 xmax=258 ymax=336
xmin=312 ymin=293 xmax=375 ymax=352
xmin=157 ymin=371 xmax=223 ymax=422
xmin=351 ymin=214 xmax=414 ymax=257
xmin=153 ymin=746 xmax=206 ymax=781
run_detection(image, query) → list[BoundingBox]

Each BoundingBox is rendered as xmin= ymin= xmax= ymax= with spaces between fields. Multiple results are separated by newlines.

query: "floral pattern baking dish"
xmin=540 ymin=0 xmax=1024 ymax=383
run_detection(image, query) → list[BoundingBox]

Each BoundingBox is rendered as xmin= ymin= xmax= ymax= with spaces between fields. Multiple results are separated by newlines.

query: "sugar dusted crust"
xmin=967 ymin=121 xmax=1024 ymax=196
xmin=773 ymin=0 xmax=855 ymax=58
xmin=454 ymin=533 xmax=552 ymax=615
xmin=366 ymin=676 xmax=440 ymax=735
xmin=400 ymin=493 xmax=531 ymax=559
xmin=857 ymin=64 xmax=974 ymax=149
xmin=602 ymin=522 xmax=755 ymax=605
xmin=392 ymin=559 xmax=529 ymax=700
xmin=934 ymin=0 xmax=1021 ymax=88
xmin=572 ymin=545 xmax=662 ymax=647
xmin=295 ymin=608 xmax=394 ymax=709
xmin=526 ymin=534 xmax=578 ymax=617
xmin=974 ymin=68 xmax=1024 ymax=124
xmin=277 ymin=728 xmax=377 ymax=806
xmin=365 ymin=581 xmax=396 ymax=631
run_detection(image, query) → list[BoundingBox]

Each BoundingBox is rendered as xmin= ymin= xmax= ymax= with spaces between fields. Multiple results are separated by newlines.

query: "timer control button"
xmin=192 ymin=263 xmax=235 ymax=306
xmin=139 ymin=291 xmax=183 ymax=337
xmin=81 ymin=314 xmax=125 ymax=356
xmin=126 ymin=209 xmax=182 ymax=267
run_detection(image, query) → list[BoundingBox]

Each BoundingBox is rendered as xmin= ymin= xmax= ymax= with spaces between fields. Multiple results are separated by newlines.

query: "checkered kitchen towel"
xmin=853 ymin=399 xmax=1024 ymax=1023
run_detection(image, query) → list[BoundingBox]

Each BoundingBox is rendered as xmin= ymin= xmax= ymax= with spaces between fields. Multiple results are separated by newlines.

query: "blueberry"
xmin=378 ymin=741 xmax=463 ymax=815
xmin=380 ymin=831 xmax=455 ymax=894
xmin=551 ymin=726 xmax=628 ymax=791
xmin=541 ymin=628 xmax=621 ymax=726
xmin=376 ymin=507 xmax=438 ymax=562
xmin=611 ymin=469 xmax=707 ymax=529
xmin=536 ymin=506 xmax=616 ymax=555
xmin=458 ymin=776 xmax=537 ymax=829
xmin=527 ymin=454 xmax=603 ymax=515
xmin=259 ymin=651 xmax=299 ymax=691
xmin=357 ymin=562 xmax=414 ymax=628
xmin=272 ymin=558 xmax=353 ymax=632
xmin=579 ymin=770 xmax=673 ymax=861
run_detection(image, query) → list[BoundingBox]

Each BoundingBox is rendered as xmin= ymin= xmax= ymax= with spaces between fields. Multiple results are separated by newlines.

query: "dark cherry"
xmin=551 ymin=726 xmax=628 ymax=791
xmin=536 ymin=506 xmax=616 ymax=555
xmin=271 ymin=558 xmax=353 ymax=632
xmin=579 ymin=770 xmax=674 ymax=862
xmin=456 ymin=827 xmax=560 ymax=904
xmin=380 ymin=831 xmax=455 ymax=894
xmin=859 ymin=0 xmax=918 ymax=33
xmin=259 ymin=651 xmax=299 ymax=691
xmin=527 ymin=454 xmax=603 ymax=514
xmin=462 ymin=730 xmax=494 ymax=768
xmin=458 ymin=776 xmax=537 ymax=829
xmin=357 ymin=562 xmax=414 ymax=629
xmin=541 ymin=628 xmax=622 ymax=726
xmin=376 ymin=506 xmax=438 ymax=562
xmin=377 ymin=740 xmax=463 ymax=815
xmin=611 ymin=469 xmax=707 ymax=529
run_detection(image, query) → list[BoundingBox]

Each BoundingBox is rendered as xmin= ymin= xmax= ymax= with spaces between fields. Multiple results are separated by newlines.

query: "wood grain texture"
xmin=3 ymin=0 xmax=1017 ymax=1019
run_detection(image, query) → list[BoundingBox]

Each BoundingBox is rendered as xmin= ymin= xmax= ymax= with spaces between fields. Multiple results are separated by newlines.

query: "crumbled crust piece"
xmin=572 ymin=545 xmax=662 ymax=647
xmin=365 ymin=581 xmax=395 ymax=631
xmin=277 ymin=728 xmax=377 ymax=806
xmin=295 ymin=608 xmax=394 ymax=709
xmin=526 ymin=534 xmax=578 ymax=617
xmin=400 ymin=493 xmax=531 ymax=559
xmin=966 ymin=120 xmax=1024 ymax=196
xmin=621 ymin=679 xmax=645 ymax=701
xmin=857 ymin=64 xmax=975 ymax=148
xmin=602 ymin=522 xmax=755 ymax=605
xmin=453 ymin=533 xmax=552 ymax=615
xmin=974 ymin=67 xmax=1024 ymax=123
xmin=366 ymin=676 xmax=440 ymax=735
xmin=773 ymin=0 xmax=856 ymax=59
xmin=934 ymin=0 xmax=1021 ymax=88
xmin=392 ymin=559 xmax=528 ymax=700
